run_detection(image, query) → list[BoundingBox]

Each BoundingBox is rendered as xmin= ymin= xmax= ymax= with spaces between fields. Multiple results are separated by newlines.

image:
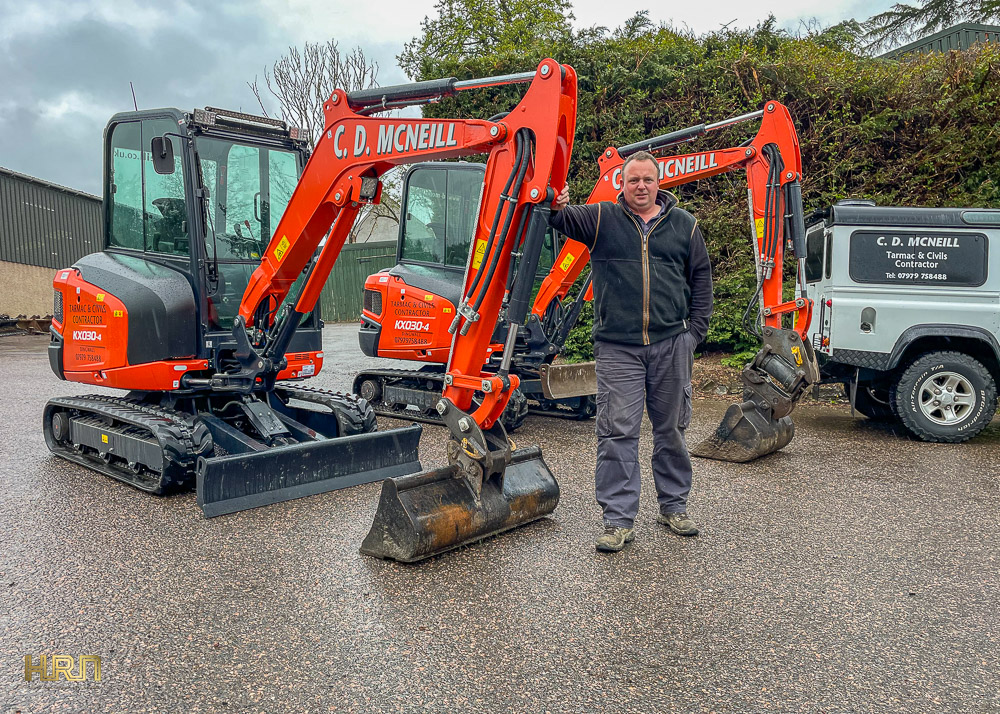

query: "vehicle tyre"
xmin=844 ymin=381 xmax=894 ymax=421
xmin=891 ymin=351 xmax=997 ymax=443
xmin=330 ymin=392 xmax=378 ymax=435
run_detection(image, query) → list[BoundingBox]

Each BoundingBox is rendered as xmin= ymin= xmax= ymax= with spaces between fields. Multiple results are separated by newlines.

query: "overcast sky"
xmin=0 ymin=0 xmax=889 ymax=195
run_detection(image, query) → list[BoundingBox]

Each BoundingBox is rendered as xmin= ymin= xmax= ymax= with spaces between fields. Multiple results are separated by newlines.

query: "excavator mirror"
xmin=150 ymin=136 xmax=175 ymax=175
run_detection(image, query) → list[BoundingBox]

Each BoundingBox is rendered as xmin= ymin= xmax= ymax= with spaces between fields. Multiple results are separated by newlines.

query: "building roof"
xmin=0 ymin=166 xmax=99 ymax=202
xmin=881 ymin=22 xmax=1000 ymax=58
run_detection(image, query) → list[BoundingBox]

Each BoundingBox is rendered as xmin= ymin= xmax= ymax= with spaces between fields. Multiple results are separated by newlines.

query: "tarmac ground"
xmin=2 ymin=324 xmax=998 ymax=713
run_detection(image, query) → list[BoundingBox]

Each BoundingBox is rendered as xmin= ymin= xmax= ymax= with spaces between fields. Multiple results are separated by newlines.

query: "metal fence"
xmin=0 ymin=167 xmax=102 ymax=269
xmin=319 ymin=240 xmax=397 ymax=322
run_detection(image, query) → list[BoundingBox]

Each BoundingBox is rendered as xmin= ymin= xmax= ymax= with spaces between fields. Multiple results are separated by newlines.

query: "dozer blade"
xmin=539 ymin=361 xmax=597 ymax=400
xmin=689 ymin=400 xmax=794 ymax=463
xmin=359 ymin=446 xmax=559 ymax=563
xmin=197 ymin=424 xmax=422 ymax=517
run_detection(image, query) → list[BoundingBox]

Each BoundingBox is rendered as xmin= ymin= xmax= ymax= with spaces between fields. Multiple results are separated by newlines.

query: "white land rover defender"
xmin=805 ymin=200 xmax=1000 ymax=443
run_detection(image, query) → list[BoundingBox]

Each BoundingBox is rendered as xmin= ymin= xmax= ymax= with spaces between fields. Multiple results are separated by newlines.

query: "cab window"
xmin=400 ymin=167 xmax=483 ymax=268
xmin=107 ymin=118 xmax=188 ymax=256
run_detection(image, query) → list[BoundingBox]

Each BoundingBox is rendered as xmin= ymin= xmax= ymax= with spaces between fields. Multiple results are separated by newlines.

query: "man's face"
xmin=622 ymin=159 xmax=659 ymax=214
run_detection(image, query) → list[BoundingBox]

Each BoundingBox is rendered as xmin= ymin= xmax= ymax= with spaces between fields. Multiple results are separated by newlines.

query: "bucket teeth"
xmin=360 ymin=446 xmax=559 ymax=563
xmin=690 ymin=400 xmax=794 ymax=462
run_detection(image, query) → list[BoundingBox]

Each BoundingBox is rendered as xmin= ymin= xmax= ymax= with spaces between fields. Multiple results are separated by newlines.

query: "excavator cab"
xmin=355 ymin=162 xmax=596 ymax=430
xmin=82 ymin=108 xmax=324 ymax=376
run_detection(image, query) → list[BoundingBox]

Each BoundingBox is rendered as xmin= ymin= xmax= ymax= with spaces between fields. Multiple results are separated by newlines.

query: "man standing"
xmin=550 ymin=151 xmax=713 ymax=553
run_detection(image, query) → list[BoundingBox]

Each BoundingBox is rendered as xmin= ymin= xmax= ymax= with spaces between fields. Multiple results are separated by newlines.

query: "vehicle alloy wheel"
xmin=892 ymin=351 xmax=997 ymax=443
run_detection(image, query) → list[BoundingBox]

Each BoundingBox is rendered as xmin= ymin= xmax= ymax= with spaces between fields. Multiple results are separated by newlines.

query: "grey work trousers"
xmin=594 ymin=332 xmax=695 ymax=528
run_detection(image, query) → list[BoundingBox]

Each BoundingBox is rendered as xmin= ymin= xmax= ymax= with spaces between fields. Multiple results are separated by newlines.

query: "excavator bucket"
xmin=691 ymin=327 xmax=819 ymax=463
xmin=197 ymin=424 xmax=423 ymax=517
xmin=690 ymin=401 xmax=794 ymax=462
xmin=360 ymin=446 xmax=559 ymax=563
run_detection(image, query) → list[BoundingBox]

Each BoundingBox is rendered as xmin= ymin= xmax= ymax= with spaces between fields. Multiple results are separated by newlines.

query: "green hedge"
xmin=412 ymin=17 xmax=1000 ymax=360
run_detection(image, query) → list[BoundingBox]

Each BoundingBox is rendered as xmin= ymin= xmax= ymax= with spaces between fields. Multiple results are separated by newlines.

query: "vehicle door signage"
xmin=849 ymin=230 xmax=988 ymax=286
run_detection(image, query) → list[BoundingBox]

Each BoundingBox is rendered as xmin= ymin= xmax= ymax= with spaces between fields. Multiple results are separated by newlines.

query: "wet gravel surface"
xmin=2 ymin=324 xmax=999 ymax=713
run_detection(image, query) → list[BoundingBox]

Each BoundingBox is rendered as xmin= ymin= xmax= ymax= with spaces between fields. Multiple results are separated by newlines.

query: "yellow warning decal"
xmin=274 ymin=235 xmax=291 ymax=261
xmin=559 ymin=253 xmax=575 ymax=272
xmin=754 ymin=218 xmax=765 ymax=239
xmin=113 ymin=310 xmax=123 ymax=318
xmin=96 ymin=293 xmax=105 ymax=302
xmin=472 ymin=239 xmax=488 ymax=270
xmin=791 ymin=345 xmax=802 ymax=365
xmin=101 ymin=434 xmax=108 ymax=444
xmin=424 ymin=294 xmax=433 ymax=302
xmin=443 ymin=307 xmax=453 ymax=314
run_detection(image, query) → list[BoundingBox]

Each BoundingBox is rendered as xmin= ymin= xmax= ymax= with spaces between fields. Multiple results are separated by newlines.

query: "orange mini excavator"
xmin=45 ymin=60 xmax=577 ymax=561
xmin=353 ymin=160 xmax=597 ymax=430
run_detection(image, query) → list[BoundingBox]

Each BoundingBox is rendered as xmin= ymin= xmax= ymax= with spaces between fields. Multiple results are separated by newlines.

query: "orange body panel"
xmin=54 ymin=268 xmax=130 ymax=375
xmin=52 ymin=267 xmax=322 ymax=390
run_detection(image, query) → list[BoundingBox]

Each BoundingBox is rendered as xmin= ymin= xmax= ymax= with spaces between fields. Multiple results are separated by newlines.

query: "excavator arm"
xmin=229 ymin=61 xmax=575 ymax=419
xmin=215 ymin=60 xmax=577 ymax=562
xmin=537 ymin=101 xmax=820 ymax=462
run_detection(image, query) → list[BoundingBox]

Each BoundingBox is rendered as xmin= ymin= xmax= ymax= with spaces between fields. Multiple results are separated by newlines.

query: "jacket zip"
xmin=624 ymin=211 xmax=669 ymax=345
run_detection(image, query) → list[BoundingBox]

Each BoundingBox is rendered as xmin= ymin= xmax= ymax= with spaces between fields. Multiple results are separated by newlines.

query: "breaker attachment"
xmin=360 ymin=398 xmax=559 ymax=562
xmin=691 ymin=327 xmax=819 ymax=462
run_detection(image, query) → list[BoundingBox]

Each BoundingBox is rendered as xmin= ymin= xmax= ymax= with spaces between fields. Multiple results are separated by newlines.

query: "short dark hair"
xmin=622 ymin=151 xmax=659 ymax=174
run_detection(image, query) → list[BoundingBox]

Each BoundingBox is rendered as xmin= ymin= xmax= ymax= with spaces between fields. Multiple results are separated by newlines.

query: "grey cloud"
xmin=0 ymin=3 xmax=408 ymax=194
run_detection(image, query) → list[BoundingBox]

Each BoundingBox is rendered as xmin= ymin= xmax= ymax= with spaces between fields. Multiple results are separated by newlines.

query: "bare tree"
xmin=251 ymin=40 xmax=401 ymax=243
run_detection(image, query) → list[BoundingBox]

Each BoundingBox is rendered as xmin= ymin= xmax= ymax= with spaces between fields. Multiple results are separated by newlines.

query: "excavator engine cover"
xmin=360 ymin=445 xmax=558 ymax=563
xmin=691 ymin=327 xmax=819 ymax=462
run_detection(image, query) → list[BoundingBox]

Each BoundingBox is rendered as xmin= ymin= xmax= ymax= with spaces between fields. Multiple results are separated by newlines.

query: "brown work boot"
xmin=657 ymin=511 xmax=699 ymax=537
xmin=595 ymin=526 xmax=635 ymax=552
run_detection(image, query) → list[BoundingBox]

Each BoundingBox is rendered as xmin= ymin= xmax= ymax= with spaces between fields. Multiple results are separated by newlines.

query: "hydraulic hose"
xmin=468 ymin=130 xmax=532 ymax=315
xmin=458 ymin=132 xmax=526 ymax=309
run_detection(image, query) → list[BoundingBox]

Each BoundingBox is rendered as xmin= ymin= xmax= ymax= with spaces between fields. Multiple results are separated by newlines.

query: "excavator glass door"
xmin=195 ymin=136 xmax=303 ymax=331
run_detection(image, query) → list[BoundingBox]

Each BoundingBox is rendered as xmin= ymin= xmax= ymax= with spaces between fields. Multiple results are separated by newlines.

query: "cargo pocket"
xmin=596 ymin=391 xmax=612 ymax=437
xmin=679 ymin=384 xmax=692 ymax=429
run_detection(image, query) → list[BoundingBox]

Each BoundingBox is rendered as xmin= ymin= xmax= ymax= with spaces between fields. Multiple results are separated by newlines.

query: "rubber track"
xmin=354 ymin=369 xmax=449 ymax=426
xmin=353 ymin=369 xmax=556 ymax=430
xmin=44 ymin=394 xmax=213 ymax=494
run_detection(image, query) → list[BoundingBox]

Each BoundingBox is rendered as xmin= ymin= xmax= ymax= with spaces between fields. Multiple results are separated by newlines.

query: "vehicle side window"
xmin=399 ymin=168 xmax=485 ymax=267
xmin=108 ymin=122 xmax=143 ymax=250
xmin=107 ymin=118 xmax=189 ymax=256
xmin=824 ymin=232 xmax=833 ymax=279
xmin=443 ymin=169 xmax=482 ymax=268
xmin=143 ymin=118 xmax=189 ymax=256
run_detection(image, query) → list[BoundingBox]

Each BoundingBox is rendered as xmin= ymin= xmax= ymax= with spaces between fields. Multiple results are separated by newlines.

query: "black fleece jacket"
xmin=549 ymin=190 xmax=713 ymax=346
